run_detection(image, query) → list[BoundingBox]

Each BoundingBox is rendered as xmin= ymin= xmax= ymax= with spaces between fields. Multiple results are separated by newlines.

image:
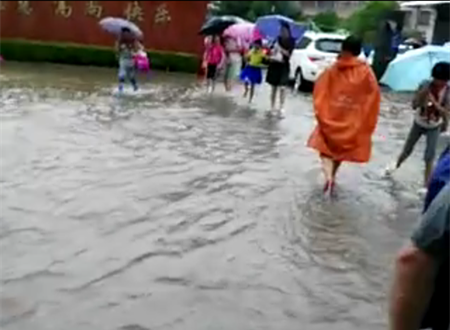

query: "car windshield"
xmin=315 ymin=39 xmax=343 ymax=54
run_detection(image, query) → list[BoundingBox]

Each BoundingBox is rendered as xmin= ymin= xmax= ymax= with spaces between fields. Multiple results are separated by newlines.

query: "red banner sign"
xmin=0 ymin=1 xmax=208 ymax=55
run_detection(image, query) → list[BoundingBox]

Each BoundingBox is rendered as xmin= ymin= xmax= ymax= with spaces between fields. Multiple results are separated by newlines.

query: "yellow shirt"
xmin=247 ymin=48 xmax=265 ymax=67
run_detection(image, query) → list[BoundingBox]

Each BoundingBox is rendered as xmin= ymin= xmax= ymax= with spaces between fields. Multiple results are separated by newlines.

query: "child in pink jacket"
xmin=204 ymin=35 xmax=224 ymax=93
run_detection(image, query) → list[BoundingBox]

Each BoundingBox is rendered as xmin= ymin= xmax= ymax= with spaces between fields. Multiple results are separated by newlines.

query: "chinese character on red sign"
xmin=54 ymin=1 xmax=72 ymax=18
xmin=154 ymin=3 xmax=171 ymax=24
xmin=124 ymin=1 xmax=143 ymax=22
xmin=18 ymin=1 xmax=32 ymax=15
xmin=85 ymin=1 xmax=102 ymax=18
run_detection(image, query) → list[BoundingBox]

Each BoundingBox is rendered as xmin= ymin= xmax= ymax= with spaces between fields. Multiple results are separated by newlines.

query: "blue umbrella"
xmin=255 ymin=15 xmax=306 ymax=41
xmin=380 ymin=45 xmax=450 ymax=92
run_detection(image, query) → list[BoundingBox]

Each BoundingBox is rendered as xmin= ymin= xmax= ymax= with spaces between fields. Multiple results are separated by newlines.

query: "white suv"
xmin=289 ymin=31 xmax=365 ymax=90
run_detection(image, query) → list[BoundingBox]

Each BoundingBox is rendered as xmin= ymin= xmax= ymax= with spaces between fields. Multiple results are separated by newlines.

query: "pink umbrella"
xmin=223 ymin=22 xmax=262 ymax=50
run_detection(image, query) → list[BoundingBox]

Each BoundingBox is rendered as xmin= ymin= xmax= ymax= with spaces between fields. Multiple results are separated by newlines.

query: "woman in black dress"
xmin=266 ymin=22 xmax=295 ymax=117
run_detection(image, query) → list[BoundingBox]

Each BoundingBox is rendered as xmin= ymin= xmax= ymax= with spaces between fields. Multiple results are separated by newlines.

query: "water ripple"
xmin=0 ymin=62 xmax=431 ymax=330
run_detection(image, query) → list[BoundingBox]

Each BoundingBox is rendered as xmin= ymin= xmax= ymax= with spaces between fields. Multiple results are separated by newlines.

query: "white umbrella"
xmin=99 ymin=17 xmax=143 ymax=38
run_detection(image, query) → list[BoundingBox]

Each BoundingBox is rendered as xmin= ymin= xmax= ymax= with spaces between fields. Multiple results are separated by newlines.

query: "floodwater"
xmin=0 ymin=62 xmax=445 ymax=330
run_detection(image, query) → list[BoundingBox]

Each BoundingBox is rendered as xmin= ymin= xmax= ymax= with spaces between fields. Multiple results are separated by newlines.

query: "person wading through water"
xmin=307 ymin=36 xmax=381 ymax=196
xmin=385 ymin=62 xmax=450 ymax=192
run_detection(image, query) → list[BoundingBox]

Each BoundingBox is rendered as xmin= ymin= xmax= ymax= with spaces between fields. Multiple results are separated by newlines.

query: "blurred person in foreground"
xmin=389 ymin=168 xmax=449 ymax=330
xmin=385 ymin=62 xmax=450 ymax=191
xmin=307 ymin=36 xmax=381 ymax=195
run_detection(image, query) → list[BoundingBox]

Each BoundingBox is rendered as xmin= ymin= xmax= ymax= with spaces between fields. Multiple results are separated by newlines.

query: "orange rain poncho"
xmin=307 ymin=57 xmax=381 ymax=163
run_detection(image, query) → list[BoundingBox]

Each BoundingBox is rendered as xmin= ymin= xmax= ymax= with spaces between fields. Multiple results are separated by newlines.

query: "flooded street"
xmin=0 ymin=62 xmax=442 ymax=330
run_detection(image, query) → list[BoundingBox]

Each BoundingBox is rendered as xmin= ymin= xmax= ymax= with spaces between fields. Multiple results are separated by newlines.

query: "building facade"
xmin=400 ymin=1 xmax=450 ymax=44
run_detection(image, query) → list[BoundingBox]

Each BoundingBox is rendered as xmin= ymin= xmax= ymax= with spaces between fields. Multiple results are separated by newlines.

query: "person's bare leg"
xmin=320 ymin=154 xmax=334 ymax=192
xmin=330 ymin=160 xmax=342 ymax=194
xmin=270 ymin=86 xmax=277 ymax=113
xmin=332 ymin=160 xmax=342 ymax=180
xmin=249 ymin=84 xmax=255 ymax=103
xmin=279 ymin=87 xmax=286 ymax=112
xmin=243 ymin=82 xmax=249 ymax=98
xmin=206 ymin=79 xmax=212 ymax=93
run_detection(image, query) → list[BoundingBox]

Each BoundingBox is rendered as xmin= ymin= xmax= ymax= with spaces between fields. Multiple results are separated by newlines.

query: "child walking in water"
xmin=240 ymin=39 xmax=265 ymax=103
xmin=116 ymin=27 xmax=142 ymax=92
xmin=204 ymin=35 xmax=224 ymax=93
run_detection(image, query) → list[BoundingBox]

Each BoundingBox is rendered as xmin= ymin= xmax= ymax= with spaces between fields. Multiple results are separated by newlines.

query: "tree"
xmin=312 ymin=11 xmax=340 ymax=32
xmin=344 ymin=1 xmax=399 ymax=44
xmin=211 ymin=1 xmax=300 ymax=22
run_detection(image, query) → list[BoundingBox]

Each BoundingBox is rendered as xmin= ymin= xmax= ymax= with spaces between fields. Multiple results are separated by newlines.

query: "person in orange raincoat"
xmin=307 ymin=36 xmax=381 ymax=195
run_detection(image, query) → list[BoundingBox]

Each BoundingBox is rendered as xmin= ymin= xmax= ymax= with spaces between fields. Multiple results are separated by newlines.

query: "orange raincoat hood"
xmin=307 ymin=56 xmax=381 ymax=163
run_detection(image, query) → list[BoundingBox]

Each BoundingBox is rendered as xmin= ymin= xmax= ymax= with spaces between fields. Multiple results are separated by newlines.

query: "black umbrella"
xmin=199 ymin=16 xmax=247 ymax=36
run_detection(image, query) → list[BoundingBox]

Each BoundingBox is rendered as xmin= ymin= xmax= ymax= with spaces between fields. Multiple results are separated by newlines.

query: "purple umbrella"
xmin=99 ymin=17 xmax=143 ymax=38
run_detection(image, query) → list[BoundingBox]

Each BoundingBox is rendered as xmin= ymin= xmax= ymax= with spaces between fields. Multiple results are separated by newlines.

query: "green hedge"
xmin=0 ymin=39 xmax=200 ymax=73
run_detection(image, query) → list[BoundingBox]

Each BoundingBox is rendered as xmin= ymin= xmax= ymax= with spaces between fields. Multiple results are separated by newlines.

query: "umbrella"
xmin=255 ymin=15 xmax=306 ymax=41
xmin=199 ymin=15 xmax=247 ymax=36
xmin=380 ymin=45 xmax=450 ymax=92
xmin=223 ymin=22 xmax=262 ymax=50
xmin=99 ymin=17 xmax=143 ymax=38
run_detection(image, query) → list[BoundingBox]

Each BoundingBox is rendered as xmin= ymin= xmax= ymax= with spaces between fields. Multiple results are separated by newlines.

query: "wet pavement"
xmin=0 ymin=62 xmax=446 ymax=330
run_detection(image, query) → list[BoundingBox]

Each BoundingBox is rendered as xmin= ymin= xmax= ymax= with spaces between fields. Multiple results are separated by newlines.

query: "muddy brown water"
xmin=0 ymin=62 xmax=445 ymax=330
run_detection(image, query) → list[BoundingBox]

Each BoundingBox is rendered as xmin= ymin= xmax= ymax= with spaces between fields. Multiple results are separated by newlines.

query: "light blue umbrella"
xmin=380 ymin=45 xmax=450 ymax=92
xmin=255 ymin=15 xmax=306 ymax=41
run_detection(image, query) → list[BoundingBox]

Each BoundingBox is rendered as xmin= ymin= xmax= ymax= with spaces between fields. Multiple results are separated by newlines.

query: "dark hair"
xmin=253 ymin=39 xmax=262 ymax=46
xmin=342 ymin=36 xmax=362 ymax=56
xmin=280 ymin=21 xmax=291 ymax=36
xmin=432 ymin=62 xmax=450 ymax=81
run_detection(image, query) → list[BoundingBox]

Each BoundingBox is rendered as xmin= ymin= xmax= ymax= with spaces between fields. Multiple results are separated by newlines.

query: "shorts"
xmin=266 ymin=61 xmax=290 ymax=87
xmin=240 ymin=65 xmax=263 ymax=85
xmin=206 ymin=64 xmax=218 ymax=80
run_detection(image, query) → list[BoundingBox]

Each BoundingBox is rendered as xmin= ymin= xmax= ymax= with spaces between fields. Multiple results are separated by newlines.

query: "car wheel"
xmin=294 ymin=68 xmax=304 ymax=91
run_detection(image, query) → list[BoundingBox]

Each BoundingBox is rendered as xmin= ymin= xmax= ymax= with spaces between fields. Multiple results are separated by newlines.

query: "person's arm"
xmin=218 ymin=46 xmax=226 ymax=69
xmin=364 ymin=67 xmax=381 ymax=134
xmin=429 ymin=92 xmax=449 ymax=117
xmin=389 ymin=185 xmax=449 ymax=330
xmin=389 ymin=245 xmax=438 ymax=330
xmin=412 ymin=82 xmax=429 ymax=109
xmin=134 ymin=41 xmax=144 ymax=52
xmin=279 ymin=39 xmax=294 ymax=57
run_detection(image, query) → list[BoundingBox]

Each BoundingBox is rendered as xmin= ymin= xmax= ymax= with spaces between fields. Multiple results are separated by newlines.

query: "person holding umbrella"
xmin=116 ymin=27 xmax=143 ymax=92
xmin=265 ymin=22 xmax=295 ymax=117
xmin=99 ymin=17 xmax=144 ymax=93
